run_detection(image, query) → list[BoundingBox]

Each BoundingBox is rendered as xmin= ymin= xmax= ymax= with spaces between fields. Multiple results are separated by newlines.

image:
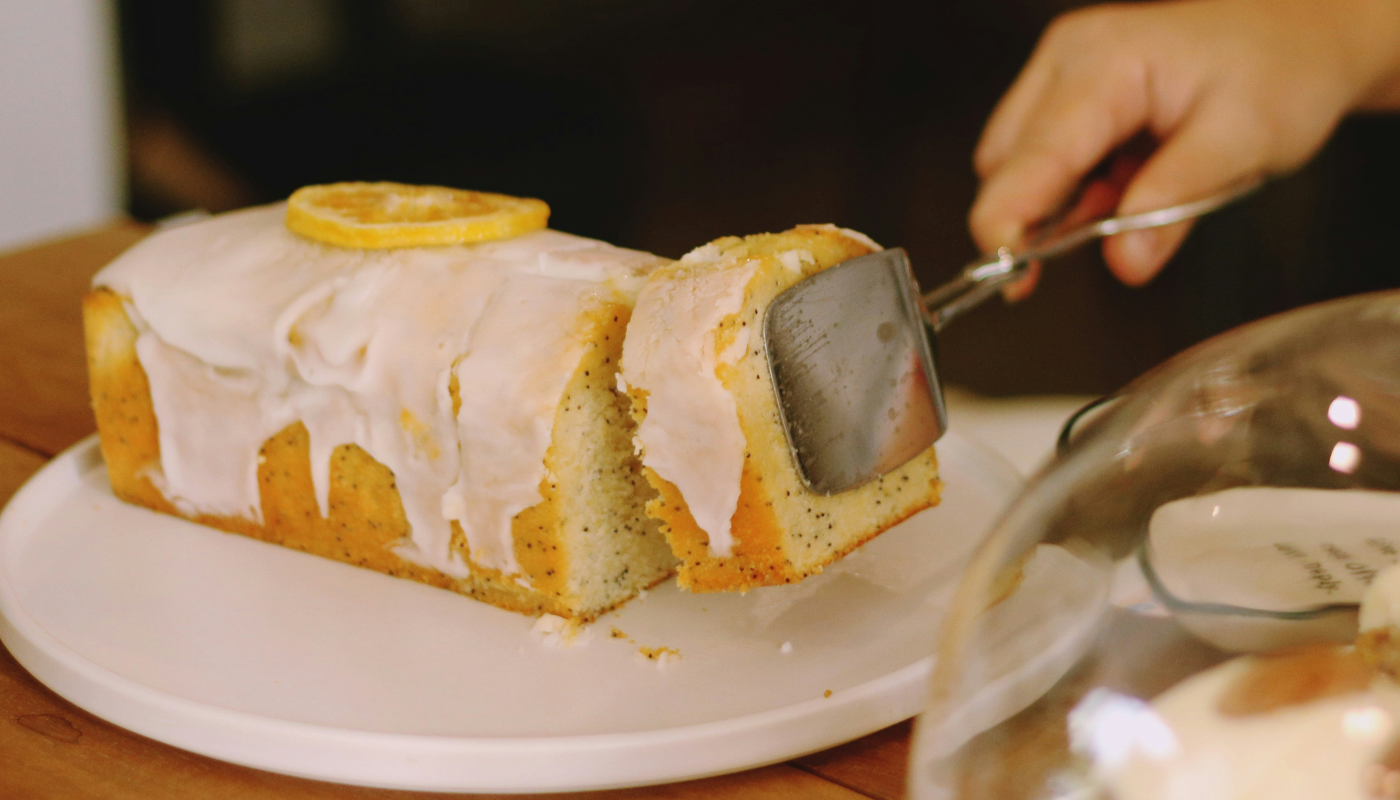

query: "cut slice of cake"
xmin=85 ymin=195 xmax=676 ymax=621
xmin=618 ymin=225 xmax=942 ymax=592
xmin=1359 ymin=563 xmax=1400 ymax=678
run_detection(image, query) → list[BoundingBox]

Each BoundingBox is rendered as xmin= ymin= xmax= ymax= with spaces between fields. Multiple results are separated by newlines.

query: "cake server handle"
xmin=921 ymin=177 xmax=1263 ymax=333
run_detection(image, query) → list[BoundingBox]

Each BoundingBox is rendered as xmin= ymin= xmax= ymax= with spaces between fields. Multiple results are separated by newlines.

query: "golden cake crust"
xmin=84 ymin=287 xmax=668 ymax=621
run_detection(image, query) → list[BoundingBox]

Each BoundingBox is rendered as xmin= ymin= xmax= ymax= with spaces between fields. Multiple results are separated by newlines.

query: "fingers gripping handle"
xmin=920 ymin=177 xmax=1262 ymax=333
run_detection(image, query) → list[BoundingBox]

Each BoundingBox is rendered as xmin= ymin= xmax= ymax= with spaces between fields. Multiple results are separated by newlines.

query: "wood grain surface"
xmin=0 ymin=224 xmax=913 ymax=799
xmin=0 ymin=222 xmax=150 ymax=455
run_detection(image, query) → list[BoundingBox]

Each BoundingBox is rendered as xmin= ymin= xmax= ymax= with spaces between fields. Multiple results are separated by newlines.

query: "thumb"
xmin=1103 ymin=107 xmax=1265 ymax=285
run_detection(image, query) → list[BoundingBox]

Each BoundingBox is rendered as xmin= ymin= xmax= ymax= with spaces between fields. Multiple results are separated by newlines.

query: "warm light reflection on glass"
xmin=1068 ymin=689 xmax=1178 ymax=772
xmin=1330 ymin=441 xmax=1362 ymax=474
xmin=1329 ymin=396 xmax=1361 ymax=430
xmin=1342 ymin=706 xmax=1392 ymax=743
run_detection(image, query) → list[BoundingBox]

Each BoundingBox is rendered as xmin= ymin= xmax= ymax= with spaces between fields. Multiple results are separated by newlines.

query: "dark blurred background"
xmin=117 ymin=0 xmax=1400 ymax=397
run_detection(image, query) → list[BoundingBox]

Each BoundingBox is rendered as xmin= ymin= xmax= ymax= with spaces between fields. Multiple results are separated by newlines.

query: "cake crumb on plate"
xmin=532 ymin=614 xmax=592 ymax=648
xmin=637 ymin=646 xmax=681 ymax=667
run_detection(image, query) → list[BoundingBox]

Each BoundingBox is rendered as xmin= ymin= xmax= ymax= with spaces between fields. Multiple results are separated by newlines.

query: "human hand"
xmin=970 ymin=0 xmax=1400 ymax=299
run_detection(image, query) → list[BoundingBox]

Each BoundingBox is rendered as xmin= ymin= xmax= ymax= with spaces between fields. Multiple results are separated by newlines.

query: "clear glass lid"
xmin=911 ymin=290 xmax=1400 ymax=800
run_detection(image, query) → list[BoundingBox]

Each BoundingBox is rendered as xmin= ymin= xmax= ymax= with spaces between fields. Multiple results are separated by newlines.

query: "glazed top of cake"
xmin=94 ymin=203 xmax=666 ymax=579
xmin=618 ymin=242 xmax=761 ymax=557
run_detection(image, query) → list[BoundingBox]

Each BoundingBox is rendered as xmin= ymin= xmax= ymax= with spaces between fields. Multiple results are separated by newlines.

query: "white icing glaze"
xmin=95 ymin=203 xmax=665 ymax=579
xmin=444 ymin=274 xmax=596 ymax=574
xmin=1361 ymin=563 xmax=1400 ymax=632
xmin=619 ymin=253 xmax=757 ymax=557
xmin=1095 ymin=657 xmax=1400 ymax=800
xmin=134 ymin=331 xmax=273 ymax=520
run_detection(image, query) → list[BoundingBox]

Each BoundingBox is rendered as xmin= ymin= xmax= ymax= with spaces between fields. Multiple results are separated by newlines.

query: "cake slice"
xmin=618 ymin=225 xmax=942 ymax=592
xmin=1359 ymin=563 xmax=1400 ymax=678
xmin=85 ymin=193 xmax=676 ymax=621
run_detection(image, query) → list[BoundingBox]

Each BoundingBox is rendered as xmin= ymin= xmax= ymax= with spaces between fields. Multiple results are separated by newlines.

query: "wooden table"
xmin=0 ymin=224 xmax=912 ymax=799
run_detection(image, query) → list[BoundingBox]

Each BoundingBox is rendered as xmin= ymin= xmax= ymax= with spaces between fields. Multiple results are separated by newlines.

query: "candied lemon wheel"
xmin=285 ymin=182 xmax=550 ymax=249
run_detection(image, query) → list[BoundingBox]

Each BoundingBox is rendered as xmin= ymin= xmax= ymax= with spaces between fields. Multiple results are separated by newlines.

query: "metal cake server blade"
xmin=764 ymin=248 xmax=945 ymax=497
xmin=765 ymin=178 xmax=1262 ymax=495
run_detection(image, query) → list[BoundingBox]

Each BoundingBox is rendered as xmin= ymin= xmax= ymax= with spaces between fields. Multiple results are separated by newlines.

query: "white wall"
xmin=0 ymin=0 xmax=123 ymax=252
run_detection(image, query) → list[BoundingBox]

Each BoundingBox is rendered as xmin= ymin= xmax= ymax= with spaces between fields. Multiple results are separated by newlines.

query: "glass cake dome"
xmin=911 ymin=290 xmax=1400 ymax=800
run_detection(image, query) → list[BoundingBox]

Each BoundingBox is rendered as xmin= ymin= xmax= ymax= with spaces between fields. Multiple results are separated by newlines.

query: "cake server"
xmin=764 ymin=178 xmax=1261 ymax=495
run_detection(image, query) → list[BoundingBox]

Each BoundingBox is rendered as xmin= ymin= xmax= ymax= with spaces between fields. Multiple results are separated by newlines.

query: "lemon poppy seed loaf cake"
xmin=85 ymin=184 xmax=942 ymax=619
xmin=85 ymin=185 xmax=677 ymax=621
xmin=618 ymin=225 xmax=942 ymax=592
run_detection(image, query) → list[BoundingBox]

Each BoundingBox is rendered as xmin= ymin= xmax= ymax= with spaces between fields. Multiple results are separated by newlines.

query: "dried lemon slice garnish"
xmin=286 ymin=182 xmax=550 ymax=249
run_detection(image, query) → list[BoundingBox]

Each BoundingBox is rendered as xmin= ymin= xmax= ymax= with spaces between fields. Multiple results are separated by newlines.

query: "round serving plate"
xmin=0 ymin=430 xmax=1019 ymax=793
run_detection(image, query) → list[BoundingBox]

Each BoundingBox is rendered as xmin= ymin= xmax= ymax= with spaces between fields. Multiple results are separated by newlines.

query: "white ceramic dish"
xmin=0 ymin=431 xmax=1019 ymax=793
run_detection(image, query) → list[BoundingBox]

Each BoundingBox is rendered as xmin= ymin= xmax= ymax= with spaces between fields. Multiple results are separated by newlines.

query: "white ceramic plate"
xmin=0 ymin=431 xmax=1019 ymax=793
